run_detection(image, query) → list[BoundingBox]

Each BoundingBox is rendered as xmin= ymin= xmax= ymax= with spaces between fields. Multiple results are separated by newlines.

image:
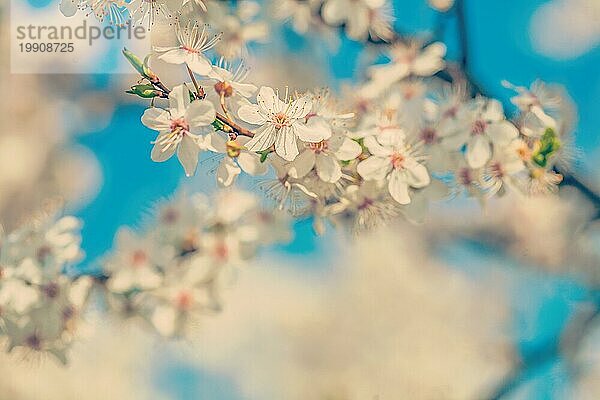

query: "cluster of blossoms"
xmin=0 ymin=213 xmax=92 ymax=363
xmin=125 ymin=19 xmax=574 ymax=233
xmin=0 ymin=189 xmax=289 ymax=362
xmin=101 ymin=190 xmax=290 ymax=338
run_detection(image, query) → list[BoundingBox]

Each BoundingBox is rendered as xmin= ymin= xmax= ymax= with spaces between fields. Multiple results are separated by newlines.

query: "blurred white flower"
xmin=480 ymin=138 xmax=527 ymax=197
xmin=207 ymin=1 xmax=269 ymax=59
xmin=104 ymin=228 xmax=172 ymax=293
xmin=447 ymin=98 xmax=519 ymax=169
xmin=357 ymin=129 xmax=430 ymax=204
xmin=322 ymin=0 xmax=394 ymax=41
xmin=530 ymin=0 xmax=600 ymax=59
xmin=369 ymin=41 xmax=446 ymax=86
xmin=179 ymin=226 xmax=514 ymax=400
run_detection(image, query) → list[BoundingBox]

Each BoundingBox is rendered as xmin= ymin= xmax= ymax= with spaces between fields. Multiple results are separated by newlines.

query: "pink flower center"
xmin=175 ymin=291 xmax=194 ymax=311
xmin=443 ymin=106 xmax=458 ymax=119
xmin=272 ymin=112 xmax=291 ymax=129
xmin=458 ymin=168 xmax=473 ymax=185
xmin=390 ymin=153 xmax=405 ymax=169
xmin=131 ymin=250 xmax=148 ymax=267
xmin=358 ymin=198 xmax=374 ymax=210
xmin=170 ymin=117 xmax=190 ymax=134
xmin=421 ymin=127 xmax=437 ymax=144
xmin=308 ymin=140 xmax=329 ymax=153
xmin=489 ymin=162 xmax=504 ymax=178
xmin=214 ymin=243 xmax=228 ymax=262
xmin=181 ymin=45 xmax=199 ymax=54
xmin=471 ymin=119 xmax=487 ymax=135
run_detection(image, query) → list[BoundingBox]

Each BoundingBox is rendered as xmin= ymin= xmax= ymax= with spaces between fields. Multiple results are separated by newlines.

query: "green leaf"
xmin=212 ymin=118 xmax=226 ymax=131
xmin=259 ymin=150 xmax=270 ymax=163
xmin=531 ymin=128 xmax=561 ymax=168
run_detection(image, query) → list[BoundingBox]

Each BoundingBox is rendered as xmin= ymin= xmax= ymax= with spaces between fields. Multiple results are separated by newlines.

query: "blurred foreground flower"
xmin=101 ymin=189 xmax=291 ymax=338
xmin=0 ymin=212 xmax=91 ymax=364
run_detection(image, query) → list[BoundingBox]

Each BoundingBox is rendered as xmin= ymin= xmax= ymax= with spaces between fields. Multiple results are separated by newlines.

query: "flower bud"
xmin=214 ymin=81 xmax=233 ymax=97
xmin=126 ymin=84 xmax=161 ymax=98
xmin=226 ymin=140 xmax=242 ymax=158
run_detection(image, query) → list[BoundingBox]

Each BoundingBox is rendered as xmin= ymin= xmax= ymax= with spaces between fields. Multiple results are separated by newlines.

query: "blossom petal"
xmin=169 ymin=85 xmax=190 ymax=118
xmin=364 ymin=136 xmax=393 ymax=157
xmin=487 ymin=120 xmax=519 ymax=146
xmin=322 ymin=0 xmax=347 ymax=25
xmin=404 ymin=160 xmax=431 ymax=188
xmin=288 ymin=96 xmax=313 ymax=119
xmin=204 ymin=132 xmax=228 ymax=153
xmin=257 ymin=86 xmax=286 ymax=113
xmin=177 ymin=134 xmax=201 ymax=176
xmin=158 ymin=48 xmax=188 ymax=65
xmin=369 ymin=63 xmax=410 ymax=84
xmin=185 ymin=100 xmax=216 ymax=127
xmin=141 ymin=108 xmax=171 ymax=131
xmin=151 ymin=134 xmax=177 ymax=162
xmin=274 ymin=126 xmax=299 ymax=161
xmin=483 ymin=99 xmax=505 ymax=122
xmin=217 ymin=157 xmax=241 ymax=187
xmin=389 ymin=170 xmax=411 ymax=204
xmin=232 ymin=82 xmax=258 ymax=98
xmin=238 ymin=104 xmax=267 ymax=125
xmin=237 ymin=152 xmax=268 ymax=175
xmin=294 ymin=119 xmax=330 ymax=143
xmin=288 ymin=149 xmax=315 ymax=178
xmin=412 ymin=43 xmax=446 ymax=76
xmin=334 ymin=137 xmax=363 ymax=161
xmin=346 ymin=4 xmax=370 ymax=40
xmin=357 ymin=156 xmax=391 ymax=180
xmin=316 ymin=153 xmax=342 ymax=183
xmin=244 ymin=124 xmax=276 ymax=152
xmin=207 ymin=66 xmax=231 ymax=81
xmin=187 ymin=54 xmax=213 ymax=76
xmin=466 ymin=135 xmax=491 ymax=168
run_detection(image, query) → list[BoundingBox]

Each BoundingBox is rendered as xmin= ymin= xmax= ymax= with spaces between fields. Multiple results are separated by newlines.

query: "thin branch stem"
xmin=220 ymin=92 xmax=233 ymax=121
xmin=186 ymin=65 xmax=204 ymax=98
xmin=215 ymin=112 xmax=254 ymax=138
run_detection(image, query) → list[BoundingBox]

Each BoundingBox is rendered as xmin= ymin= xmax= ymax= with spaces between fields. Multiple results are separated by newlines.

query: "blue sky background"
xmin=24 ymin=0 xmax=600 ymax=398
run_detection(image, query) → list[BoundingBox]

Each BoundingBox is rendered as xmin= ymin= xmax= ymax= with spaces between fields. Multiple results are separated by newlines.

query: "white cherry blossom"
xmin=204 ymin=132 xmax=268 ymax=187
xmin=237 ymin=86 xmax=329 ymax=161
xmin=447 ymin=98 xmax=519 ymax=169
xmin=104 ymin=228 xmax=173 ymax=293
xmin=204 ymin=59 xmax=258 ymax=101
xmin=141 ymin=85 xmax=216 ymax=176
xmin=357 ymin=129 xmax=430 ymax=204
xmin=288 ymin=134 xmax=362 ymax=183
xmin=480 ymin=138 xmax=527 ymax=197
xmin=154 ymin=21 xmax=220 ymax=75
